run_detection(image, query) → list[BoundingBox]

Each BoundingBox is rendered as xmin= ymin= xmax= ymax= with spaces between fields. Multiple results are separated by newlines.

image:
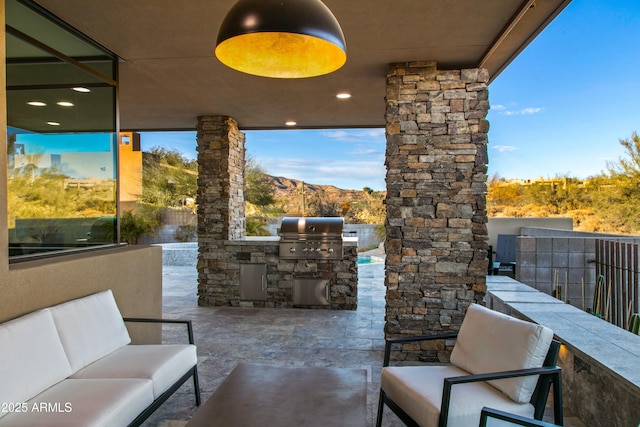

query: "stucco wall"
xmin=487 ymin=217 xmax=573 ymax=249
xmin=3 ymin=246 xmax=163 ymax=344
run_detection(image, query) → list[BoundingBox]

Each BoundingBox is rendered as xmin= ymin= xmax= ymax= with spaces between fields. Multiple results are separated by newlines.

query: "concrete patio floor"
xmin=142 ymin=254 xmax=584 ymax=427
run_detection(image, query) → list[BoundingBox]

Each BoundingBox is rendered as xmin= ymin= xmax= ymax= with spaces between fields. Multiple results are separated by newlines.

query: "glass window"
xmin=6 ymin=0 xmax=119 ymax=259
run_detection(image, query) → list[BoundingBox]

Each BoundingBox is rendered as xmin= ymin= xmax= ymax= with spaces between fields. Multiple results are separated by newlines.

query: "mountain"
xmin=268 ymin=175 xmax=374 ymax=213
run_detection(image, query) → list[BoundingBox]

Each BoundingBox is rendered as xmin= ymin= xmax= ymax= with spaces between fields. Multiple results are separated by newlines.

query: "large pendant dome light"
xmin=215 ymin=0 xmax=347 ymax=78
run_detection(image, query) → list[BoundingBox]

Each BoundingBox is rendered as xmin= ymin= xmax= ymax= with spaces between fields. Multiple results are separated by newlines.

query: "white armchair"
xmin=376 ymin=304 xmax=563 ymax=427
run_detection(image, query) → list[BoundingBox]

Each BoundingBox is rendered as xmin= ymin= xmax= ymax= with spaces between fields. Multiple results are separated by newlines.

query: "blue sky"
xmin=488 ymin=0 xmax=640 ymax=181
xmin=140 ymin=0 xmax=640 ymax=191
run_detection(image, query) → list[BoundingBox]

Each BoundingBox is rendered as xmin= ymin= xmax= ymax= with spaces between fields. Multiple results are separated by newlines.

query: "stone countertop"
xmin=487 ymin=275 xmax=640 ymax=389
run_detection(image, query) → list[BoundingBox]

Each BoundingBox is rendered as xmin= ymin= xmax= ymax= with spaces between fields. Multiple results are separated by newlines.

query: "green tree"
xmin=349 ymin=189 xmax=385 ymax=224
xmin=244 ymin=156 xmax=279 ymax=236
xmin=607 ymin=132 xmax=640 ymax=178
xmin=148 ymin=146 xmax=197 ymax=171
xmin=591 ymin=131 xmax=640 ymax=232
xmin=486 ymin=174 xmax=526 ymax=216
xmin=142 ymin=148 xmax=197 ymax=208
xmin=302 ymin=187 xmax=341 ymax=217
xmin=119 ymin=208 xmax=160 ymax=245
xmin=525 ymin=176 xmax=586 ymax=212
xmin=246 ymin=217 xmax=271 ymax=236
xmin=8 ymin=166 xmax=116 ymax=230
xmin=245 ymin=156 xmax=275 ymax=206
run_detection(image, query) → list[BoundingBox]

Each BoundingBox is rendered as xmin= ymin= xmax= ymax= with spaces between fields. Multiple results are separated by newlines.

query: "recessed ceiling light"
xmin=57 ymin=101 xmax=74 ymax=107
xmin=27 ymin=101 xmax=46 ymax=107
xmin=336 ymin=92 xmax=351 ymax=99
xmin=285 ymin=121 xmax=297 ymax=126
xmin=72 ymin=87 xmax=91 ymax=93
xmin=47 ymin=121 xmax=61 ymax=126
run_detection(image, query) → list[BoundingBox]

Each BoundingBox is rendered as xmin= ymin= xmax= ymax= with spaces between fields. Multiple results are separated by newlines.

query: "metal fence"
xmin=593 ymin=239 xmax=639 ymax=330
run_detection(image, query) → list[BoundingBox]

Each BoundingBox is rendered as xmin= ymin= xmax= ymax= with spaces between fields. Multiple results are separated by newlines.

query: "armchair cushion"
xmin=450 ymin=304 xmax=553 ymax=403
xmin=381 ymin=365 xmax=535 ymax=427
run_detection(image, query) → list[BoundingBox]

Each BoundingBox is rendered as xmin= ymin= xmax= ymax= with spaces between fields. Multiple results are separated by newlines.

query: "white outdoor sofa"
xmin=0 ymin=290 xmax=200 ymax=426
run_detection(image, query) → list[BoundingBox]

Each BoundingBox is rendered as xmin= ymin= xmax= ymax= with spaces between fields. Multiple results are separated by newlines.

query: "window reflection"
xmin=8 ymin=130 xmax=117 ymax=256
xmin=6 ymin=0 xmax=118 ymax=259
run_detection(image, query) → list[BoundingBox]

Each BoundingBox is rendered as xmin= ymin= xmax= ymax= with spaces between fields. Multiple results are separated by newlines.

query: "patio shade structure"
xmin=30 ymin=0 xmax=571 ymax=131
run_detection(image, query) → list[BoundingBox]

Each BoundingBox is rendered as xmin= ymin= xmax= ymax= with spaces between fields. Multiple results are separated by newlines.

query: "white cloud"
xmin=347 ymin=148 xmax=381 ymax=156
xmin=496 ymin=106 xmax=544 ymax=116
xmin=521 ymin=107 xmax=543 ymax=115
xmin=491 ymin=104 xmax=507 ymax=111
xmin=260 ymin=156 xmax=386 ymax=190
xmin=321 ymin=128 xmax=385 ymax=143
xmin=493 ymin=145 xmax=518 ymax=153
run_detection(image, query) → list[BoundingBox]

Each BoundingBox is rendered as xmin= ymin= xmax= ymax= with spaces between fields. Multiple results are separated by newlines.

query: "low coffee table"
xmin=186 ymin=363 xmax=367 ymax=427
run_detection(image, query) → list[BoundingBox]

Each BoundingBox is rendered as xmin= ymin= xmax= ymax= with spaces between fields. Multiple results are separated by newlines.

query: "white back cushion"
xmin=0 ymin=309 xmax=72 ymax=417
xmin=450 ymin=304 xmax=553 ymax=403
xmin=50 ymin=290 xmax=131 ymax=372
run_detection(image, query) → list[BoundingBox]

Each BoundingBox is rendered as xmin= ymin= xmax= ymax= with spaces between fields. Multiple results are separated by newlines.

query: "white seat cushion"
xmin=0 ymin=378 xmax=154 ymax=427
xmin=70 ymin=344 xmax=197 ymax=398
xmin=50 ymin=290 xmax=131 ymax=372
xmin=0 ymin=309 xmax=72 ymax=418
xmin=450 ymin=304 xmax=553 ymax=403
xmin=382 ymin=365 xmax=535 ymax=427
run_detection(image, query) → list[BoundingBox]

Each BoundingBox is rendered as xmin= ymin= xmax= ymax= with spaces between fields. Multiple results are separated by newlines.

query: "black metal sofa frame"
xmin=123 ymin=318 xmax=201 ymax=427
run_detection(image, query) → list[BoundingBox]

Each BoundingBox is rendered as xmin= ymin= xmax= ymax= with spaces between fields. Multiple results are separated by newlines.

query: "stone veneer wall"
xmin=195 ymin=115 xmax=358 ymax=309
xmin=384 ymin=61 xmax=490 ymax=361
xmin=196 ymin=116 xmax=246 ymax=241
xmin=197 ymin=116 xmax=245 ymax=306
xmin=198 ymin=240 xmax=358 ymax=310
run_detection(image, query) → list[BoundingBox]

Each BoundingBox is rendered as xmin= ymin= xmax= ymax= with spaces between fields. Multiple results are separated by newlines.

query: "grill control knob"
xmin=328 ymin=248 xmax=334 ymax=253
xmin=289 ymin=248 xmax=296 ymax=253
xmin=316 ymin=248 xmax=322 ymax=252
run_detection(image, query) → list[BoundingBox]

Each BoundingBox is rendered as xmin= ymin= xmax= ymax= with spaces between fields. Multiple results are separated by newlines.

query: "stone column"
xmin=196 ymin=116 xmax=246 ymax=241
xmin=384 ymin=61 xmax=490 ymax=361
xmin=196 ymin=116 xmax=246 ymax=306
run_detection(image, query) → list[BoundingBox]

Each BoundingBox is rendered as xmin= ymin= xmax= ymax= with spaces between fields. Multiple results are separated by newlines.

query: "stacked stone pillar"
xmin=196 ymin=116 xmax=245 ymax=240
xmin=196 ymin=116 xmax=246 ymax=305
xmin=384 ymin=61 xmax=490 ymax=361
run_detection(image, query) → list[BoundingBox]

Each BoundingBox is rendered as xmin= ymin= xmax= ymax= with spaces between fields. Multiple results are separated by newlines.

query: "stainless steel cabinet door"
xmin=240 ymin=264 xmax=267 ymax=301
xmin=293 ymin=278 xmax=330 ymax=306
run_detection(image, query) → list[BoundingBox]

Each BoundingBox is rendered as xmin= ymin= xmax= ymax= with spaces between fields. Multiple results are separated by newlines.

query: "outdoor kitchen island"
xmin=197 ymin=220 xmax=358 ymax=310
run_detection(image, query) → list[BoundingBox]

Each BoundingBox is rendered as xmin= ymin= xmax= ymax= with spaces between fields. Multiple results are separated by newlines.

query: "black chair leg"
xmin=553 ymin=372 xmax=563 ymax=426
xmin=193 ymin=366 xmax=201 ymax=406
xmin=376 ymin=389 xmax=385 ymax=427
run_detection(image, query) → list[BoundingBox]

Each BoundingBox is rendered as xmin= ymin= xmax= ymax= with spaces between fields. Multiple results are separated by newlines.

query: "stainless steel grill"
xmin=278 ymin=217 xmax=344 ymax=260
